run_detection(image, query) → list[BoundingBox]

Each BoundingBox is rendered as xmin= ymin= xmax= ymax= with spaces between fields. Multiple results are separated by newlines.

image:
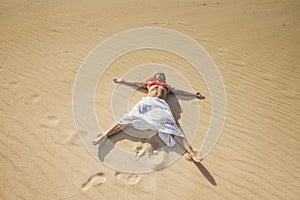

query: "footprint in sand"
xmin=147 ymin=150 xmax=165 ymax=165
xmin=3 ymin=80 xmax=18 ymax=90
xmin=40 ymin=115 xmax=59 ymax=128
xmin=134 ymin=143 xmax=153 ymax=160
xmin=25 ymin=93 xmax=40 ymax=105
xmin=64 ymin=130 xmax=81 ymax=146
xmin=81 ymin=173 xmax=106 ymax=191
xmin=0 ymin=66 xmax=2 ymax=72
xmin=115 ymin=172 xmax=140 ymax=185
xmin=134 ymin=145 xmax=146 ymax=160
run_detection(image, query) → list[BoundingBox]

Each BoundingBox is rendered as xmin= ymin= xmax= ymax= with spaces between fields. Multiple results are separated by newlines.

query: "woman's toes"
xmin=92 ymin=139 xmax=99 ymax=145
xmin=192 ymin=156 xmax=203 ymax=163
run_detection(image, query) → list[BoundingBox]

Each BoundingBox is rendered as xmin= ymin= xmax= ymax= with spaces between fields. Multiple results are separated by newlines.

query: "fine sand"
xmin=1 ymin=0 xmax=299 ymax=199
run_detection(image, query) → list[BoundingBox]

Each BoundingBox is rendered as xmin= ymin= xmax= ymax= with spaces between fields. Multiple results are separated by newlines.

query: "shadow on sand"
xmin=193 ymin=161 xmax=217 ymax=186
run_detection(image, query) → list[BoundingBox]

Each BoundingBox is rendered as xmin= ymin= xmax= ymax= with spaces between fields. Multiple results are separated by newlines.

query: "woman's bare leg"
xmin=92 ymin=124 xmax=128 ymax=145
xmin=174 ymin=136 xmax=202 ymax=162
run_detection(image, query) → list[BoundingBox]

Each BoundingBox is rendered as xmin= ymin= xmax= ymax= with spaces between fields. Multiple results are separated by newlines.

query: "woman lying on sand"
xmin=93 ymin=72 xmax=205 ymax=162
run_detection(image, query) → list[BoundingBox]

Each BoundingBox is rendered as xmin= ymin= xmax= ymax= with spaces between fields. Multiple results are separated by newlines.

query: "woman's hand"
xmin=195 ymin=92 xmax=205 ymax=99
xmin=113 ymin=77 xmax=125 ymax=83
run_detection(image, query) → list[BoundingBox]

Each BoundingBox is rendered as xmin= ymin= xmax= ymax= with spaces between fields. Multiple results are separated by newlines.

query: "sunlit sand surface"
xmin=1 ymin=0 xmax=299 ymax=199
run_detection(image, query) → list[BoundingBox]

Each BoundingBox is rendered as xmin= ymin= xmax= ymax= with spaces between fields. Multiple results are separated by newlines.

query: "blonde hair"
xmin=153 ymin=72 xmax=166 ymax=82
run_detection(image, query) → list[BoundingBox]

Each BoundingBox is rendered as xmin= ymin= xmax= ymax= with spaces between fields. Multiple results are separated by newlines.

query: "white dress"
xmin=118 ymin=96 xmax=185 ymax=147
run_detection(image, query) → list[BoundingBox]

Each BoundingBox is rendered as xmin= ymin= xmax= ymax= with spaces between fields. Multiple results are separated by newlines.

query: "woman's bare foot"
xmin=191 ymin=155 xmax=203 ymax=163
xmin=92 ymin=135 xmax=107 ymax=145
xmin=186 ymin=150 xmax=203 ymax=163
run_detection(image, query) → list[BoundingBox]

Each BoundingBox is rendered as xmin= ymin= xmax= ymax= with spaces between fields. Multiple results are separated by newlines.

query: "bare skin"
xmin=93 ymin=73 xmax=204 ymax=162
xmin=147 ymin=84 xmax=168 ymax=100
xmin=92 ymin=124 xmax=127 ymax=145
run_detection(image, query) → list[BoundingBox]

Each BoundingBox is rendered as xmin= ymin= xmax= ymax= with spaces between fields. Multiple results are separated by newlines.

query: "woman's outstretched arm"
xmin=169 ymin=86 xmax=205 ymax=99
xmin=113 ymin=77 xmax=148 ymax=93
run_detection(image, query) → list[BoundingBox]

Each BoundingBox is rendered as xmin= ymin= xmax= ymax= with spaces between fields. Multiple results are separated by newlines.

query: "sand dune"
xmin=1 ymin=0 xmax=299 ymax=199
